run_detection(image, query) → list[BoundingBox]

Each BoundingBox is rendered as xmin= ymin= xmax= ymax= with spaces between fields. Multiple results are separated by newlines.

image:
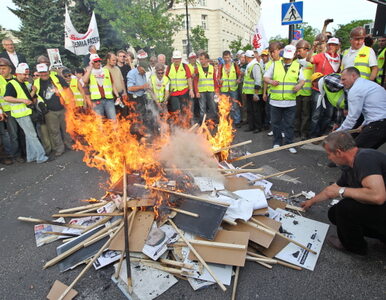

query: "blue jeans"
xmin=270 ymin=105 xmax=296 ymax=146
xmin=199 ymin=92 xmax=217 ymax=123
xmin=310 ymin=90 xmax=334 ymax=137
xmin=93 ymin=99 xmax=116 ymax=120
xmin=221 ymin=91 xmax=241 ymax=124
xmin=15 ymin=116 xmax=47 ymax=163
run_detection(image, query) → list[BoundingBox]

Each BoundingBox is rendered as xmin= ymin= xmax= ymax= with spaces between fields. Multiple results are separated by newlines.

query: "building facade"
xmin=170 ymin=0 xmax=261 ymax=59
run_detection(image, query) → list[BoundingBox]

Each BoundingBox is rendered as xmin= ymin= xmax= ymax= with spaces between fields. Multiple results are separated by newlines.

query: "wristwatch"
xmin=338 ymin=187 xmax=346 ymax=199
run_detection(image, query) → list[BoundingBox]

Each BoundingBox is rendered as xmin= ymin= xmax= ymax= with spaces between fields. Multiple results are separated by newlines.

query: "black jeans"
xmin=328 ymin=198 xmax=386 ymax=254
xmin=246 ymin=94 xmax=265 ymax=131
xmin=354 ymin=119 xmax=386 ymax=149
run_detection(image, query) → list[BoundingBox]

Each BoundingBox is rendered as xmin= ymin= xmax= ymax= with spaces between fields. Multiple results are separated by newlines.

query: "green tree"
xmin=268 ymin=35 xmax=287 ymax=45
xmin=295 ymin=22 xmax=319 ymax=43
xmin=95 ymin=0 xmax=183 ymax=59
xmin=0 ymin=26 xmax=8 ymax=49
xmin=228 ymin=37 xmax=242 ymax=55
xmin=190 ymin=25 xmax=208 ymax=53
xmin=334 ymin=19 xmax=372 ymax=50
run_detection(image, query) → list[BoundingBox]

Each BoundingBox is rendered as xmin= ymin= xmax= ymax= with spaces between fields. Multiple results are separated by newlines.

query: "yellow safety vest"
xmin=168 ymin=63 xmax=188 ymax=92
xmin=0 ymin=75 xmax=12 ymax=112
xmin=7 ymin=79 xmax=32 ymax=118
xmin=297 ymin=61 xmax=314 ymax=97
xmin=220 ymin=63 xmax=238 ymax=92
xmin=197 ymin=64 xmax=215 ymax=92
xmin=69 ymin=77 xmax=84 ymax=107
xmin=33 ymin=74 xmax=67 ymax=104
xmin=270 ymin=60 xmax=301 ymax=101
xmin=150 ymin=74 xmax=170 ymax=103
xmin=342 ymin=46 xmax=372 ymax=79
xmin=89 ymin=68 xmax=113 ymax=100
xmin=377 ymin=47 xmax=385 ymax=85
xmin=323 ymin=85 xmax=345 ymax=109
xmin=242 ymin=61 xmax=261 ymax=95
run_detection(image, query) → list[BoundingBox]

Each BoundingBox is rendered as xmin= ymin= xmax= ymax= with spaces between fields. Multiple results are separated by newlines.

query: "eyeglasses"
xmin=157 ymin=71 xmax=164 ymax=74
xmin=63 ymin=75 xmax=71 ymax=78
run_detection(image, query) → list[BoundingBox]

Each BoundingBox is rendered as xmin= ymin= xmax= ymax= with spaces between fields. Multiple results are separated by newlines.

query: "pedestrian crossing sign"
xmin=282 ymin=1 xmax=303 ymax=25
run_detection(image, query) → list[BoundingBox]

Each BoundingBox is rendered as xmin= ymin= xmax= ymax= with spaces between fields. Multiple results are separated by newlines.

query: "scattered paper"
xmin=237 ymin=172 xmax=273 ymax=195
xmin=93 ymin=250 xmax=122 ymax=270
xmin=142 ymin=224 xmax=178 ymax=260
xmin=194 ymin=176 xmax=225 ymax=192
xmin=301 ymin=191 xmax=316 ymax=199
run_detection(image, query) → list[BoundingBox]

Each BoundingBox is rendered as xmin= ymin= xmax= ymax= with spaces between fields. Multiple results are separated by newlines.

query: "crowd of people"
xmin=0 ymin=25 xmax=385 ymax=165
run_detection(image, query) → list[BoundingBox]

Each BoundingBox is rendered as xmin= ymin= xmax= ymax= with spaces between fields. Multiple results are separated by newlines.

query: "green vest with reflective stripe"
xmin=270 ymin=60 xmax=300 ymax=101
xmin=0 ymin=75 xmax=12 ymax=112
xmin=297 ymin=61 xmax=313 ymax=96
xmin=264 ymin=60 xmax=273 ymax=94
xmin=197 ymin=64 xmax=215 ymax=92
xmin=151 ymin=74 xmax=170 ymax=103
xmin=70 ymin=77 xmax=84 ymax=107
xmin=169 ymin=63 xmax=189 ymax=92
xmin=242 ymin=61 xmax=260 ymax=95
xmin=7 ymin=79 xmax=32 ymax=118
xmin=220 ymin=63 xmax=238 ymax=92
xmin=34 ymin=74 xmax=67 ymax=104
xmin=323 ymin=85 xmax=345 ymax=109
xmin=377 ymin=47 xmax=385 ymax=85
xmin=342 ymin=46 xmax=371 ymax=79
xmin=89 ymin=68 xmax=113 ymax=100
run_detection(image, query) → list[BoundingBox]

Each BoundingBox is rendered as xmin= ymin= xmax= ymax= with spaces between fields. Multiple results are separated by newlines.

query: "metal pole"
xmin=288 ymin=0 xmax=295 ymax=43
xmin=185 ymin=0 xmax=191 ymax=54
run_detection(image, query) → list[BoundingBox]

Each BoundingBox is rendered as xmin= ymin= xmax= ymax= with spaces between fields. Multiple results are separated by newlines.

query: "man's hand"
xmin=270 ymin=80 xmax=280 ymax=86
xmin=253 ymin=95 xmax=259 ymax=102
xmin=262 ymin=94 xmax=268 ymax=102
xmin=293 ymin=84 xmax=302 ymax=92
xmin=23 ymin=99 xmax=32 ymax=105
xmin=0 ymin=113 xmax=4 ymax=121
xmin=301 ymin=198 xmax=315 ymax=210
xmin=324 ymin=184 xmax=340 ymax=199
xmin=324 ymin=19 xmax=334 ymax=26
xmin=190 ymin=90 xmax=196 ymax=98
xmin=142 ymin=83 xmax=150 ymax=90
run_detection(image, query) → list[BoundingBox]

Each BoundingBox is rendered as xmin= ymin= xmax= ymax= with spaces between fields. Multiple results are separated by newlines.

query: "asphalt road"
xmin=1 ymin=127 xmax=385 ymax=300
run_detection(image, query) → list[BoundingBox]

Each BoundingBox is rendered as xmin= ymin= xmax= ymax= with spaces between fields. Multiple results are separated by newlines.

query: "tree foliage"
xmin=295 ymin=22 xmax=319 ymax=44
xmin=228 ymin=37 xmax=252 ymax=55
xmin=0 ymin=27 xmax=8 ymax=49
xmin=95 ymin=0 xmax=183 ymax=59
xmin=190 ymin=25 xmax=208 ymax=53
xmin=333 ymin=19 xmax=372 ymax=50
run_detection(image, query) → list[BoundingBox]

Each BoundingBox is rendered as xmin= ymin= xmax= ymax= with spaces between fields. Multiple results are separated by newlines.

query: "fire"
xmin=206 ymin=94 xmax=235 ymax=161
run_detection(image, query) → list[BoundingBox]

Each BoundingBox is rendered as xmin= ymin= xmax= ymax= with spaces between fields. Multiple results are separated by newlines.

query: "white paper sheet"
xmin=274 ymin=208 xmax=329 ymax=271
xmin=93 ymin=250 xmax=121 ymax=270
xmin=237 ymin=172 xmax=273 ymax=195
xmin=142 ymin=224 xmax=178 ymax=260
xmin=194 ymin=176 xmax=225 ymax=192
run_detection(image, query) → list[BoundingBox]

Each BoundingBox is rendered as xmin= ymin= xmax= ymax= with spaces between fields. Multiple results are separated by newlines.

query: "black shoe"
xmin=48 ymin=153 xmax=56 ymax=162
xmin=253 ymin=128 xmax=262 ymax=134
xmin=327 ymin=162 xmax=337 ymax=168
xmin=244 ymin=128 xmax=254 ymax=132
xmin=1 ymin=158 xmax=13 ymax=165
xmin=15 ymin=157 xmax=25 ymax=163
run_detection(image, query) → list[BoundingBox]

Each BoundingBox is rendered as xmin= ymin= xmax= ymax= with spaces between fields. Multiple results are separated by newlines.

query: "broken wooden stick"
xmin=81 ymin=216 xmax=113 ymax=234
xmin=42 ymin=231 xmax=79 ymax=237
xmin=285 ymin=204 xmax=305 ymax=213
xmin=249 ymin=168 xmax=296 ymax=183
xmin=189 ymin=239 xmax=246 ymax=250
xmin=169 ymin=207 xmax=199 ymax=218
xmin=246 ymin=256 xmax=278 ymax=264
xmin=17 ymin=216 xmax=86 ymax=230
xmin=52 ymin=212 xmax=123 ymax=218
xmin=213 ymin=140 xmax=252 ymax=154
xmin=169 ymin=219 xmax=227 ymax=292
xmin=239 ymin=161 xmax=254 ymax=169
xmin=229 ymin=128 xmax=361 ymax=162
xmin=58 ymin=202 xmax=106 ymax=214
xmin=250 ymin=217 xmax=317 ymax=255
xmin=247 ymin=251 xmax=302 ymax=271
xmin=57 ymin=221 xmax=124 ymax=300
xmin=134 ymin=183 xmax=230 ymax=207
xmin=231 ymin=266 xmax=240 ymax=300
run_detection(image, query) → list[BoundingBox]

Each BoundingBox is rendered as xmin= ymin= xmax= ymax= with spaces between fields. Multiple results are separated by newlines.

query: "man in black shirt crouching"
xmin=302 ymin=131 xmax=386 ymax=255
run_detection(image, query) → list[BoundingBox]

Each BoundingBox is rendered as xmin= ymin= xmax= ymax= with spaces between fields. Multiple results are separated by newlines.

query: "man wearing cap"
xmin=165 ymin=50 xmax=194 ymax=125
xmin=32 ymin=63 xmax=73 ymax=157
xmin=218 ymin=50 xmax=242 ymax=127
xmin=336 ymin=67 xmax=386 ymax=149
xmin=4 ymin=63 xmax=49 ymax=163
xmin=260 ymin=49 xmax=270 ymax=69
xmin=62 ymin=69 xmax=88 ymax=110
xmin=376 ymin=35 xmax=386 ymax=87
xmin=307 ymin=37 xmax=341 ymax=76
xmin=264 ymin=45 xmax=305 ymax=153
xmin=84 ymin=54 xmax=120 ymax=120
xmin=0 ymin=38 xmax=27 ymax=74
xmin=0 ymin=58 xmax=25 ymax=164
xmin=295 ymin=40 xmax=314 ymax=140
xmin=341 ymin=27 xmax=378 ymax=81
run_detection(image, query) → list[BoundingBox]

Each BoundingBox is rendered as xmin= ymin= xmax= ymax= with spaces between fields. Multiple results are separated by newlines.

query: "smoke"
xmin=157 ymin=128 xmax=224 ymax=182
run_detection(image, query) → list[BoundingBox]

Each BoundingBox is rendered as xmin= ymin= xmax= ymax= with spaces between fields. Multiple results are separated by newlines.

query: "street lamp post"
xmin=185 ymin=0 xmax=191 ymax=54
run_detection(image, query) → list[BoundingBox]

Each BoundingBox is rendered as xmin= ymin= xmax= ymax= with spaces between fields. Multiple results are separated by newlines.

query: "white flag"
xmin=64 ymin=6 xmax=100 ymax=55
xmin=251 ymin=21 xmax=269 ymax=54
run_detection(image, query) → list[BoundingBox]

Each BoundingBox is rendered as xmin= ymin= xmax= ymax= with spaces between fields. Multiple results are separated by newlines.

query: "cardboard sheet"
xmin=188 ymin=230 xmax=250 ymax=266
xmin=274 ymin=208 xmax=329 ymax=271
xmin=46 ymin=280 xmax=78 ymax=300
xmin=256 ymin=234 xmax=290 ymax=258
xmin=224 ymin=177 xmax=263 ymax=192
xmin=109 ymin=211 xmax=154 ymax=252
xmin=223 ymin=222 xmax=274 ymax=248
xmin=253 ymin=215 xmax=282 ymax=232
xmin=268 ymin=198 xmax=287 ymax=210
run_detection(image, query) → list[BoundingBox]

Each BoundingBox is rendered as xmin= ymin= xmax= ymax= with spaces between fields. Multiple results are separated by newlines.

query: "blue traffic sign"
xmin=282 ymin=1 xmax=303 ymax=25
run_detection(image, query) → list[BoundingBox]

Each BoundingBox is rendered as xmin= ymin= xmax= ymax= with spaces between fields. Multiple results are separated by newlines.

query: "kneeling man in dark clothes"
xmin=302 ymin=131 xmax=386 ymax=255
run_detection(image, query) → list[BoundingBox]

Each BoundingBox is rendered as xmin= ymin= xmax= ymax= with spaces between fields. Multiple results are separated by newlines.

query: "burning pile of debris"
xmin=18 ymin=95 xmax=329 ymax=299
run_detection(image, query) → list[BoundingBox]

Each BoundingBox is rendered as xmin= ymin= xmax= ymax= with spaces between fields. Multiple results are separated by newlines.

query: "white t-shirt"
xmin=7 ymin=52 xmax=19 ymax=68
xmin=91 ymin=68 xmax=105 ymax=86
xmin=342 ymin=45 xmax=377 ymax=69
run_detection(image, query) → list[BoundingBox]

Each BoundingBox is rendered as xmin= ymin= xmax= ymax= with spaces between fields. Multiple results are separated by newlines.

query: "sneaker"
xmin=288 ymin=147 xmax=297 ymax=154
xmin=267 ymin=131 xmax=273 ymax=136
xmin=273 ymin=144 xmax=280 ymax=149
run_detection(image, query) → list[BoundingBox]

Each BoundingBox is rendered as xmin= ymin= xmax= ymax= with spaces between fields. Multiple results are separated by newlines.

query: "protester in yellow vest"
xmin=218 ymin=50 xmax=242 ymax=127
xmin=295 ymin=40 xmax=314 ymax=140
xmin=149 ymin=63 xmax=170 ymax=110
xmin=376 ymin=36 xmax=386 ymax=87
xmin=264 ymin=45 xmax=305 ymax=153
xmin=341 ymin=27 xmax=378 ymax=81
xmin=32 ymin=63 xmax=73 ymax=157
xmin=4 ymin=63 xmax=49 ymax=163
xmin=62 ymin=69 xmax=88 ymax=110
xmin=0 ymin=58 xmax=24 ymax=164
xmin=83 ymin=54 xmax=120 ymax=120
xmin=196 ymin=52 xmax=217 ymax=123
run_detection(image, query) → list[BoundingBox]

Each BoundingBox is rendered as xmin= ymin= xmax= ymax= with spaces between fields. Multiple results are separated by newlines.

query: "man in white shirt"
xmin=337 ymin=67 xmax=386 ymax=149
xmin=0 ymin=38 xmax=27 ymax=74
